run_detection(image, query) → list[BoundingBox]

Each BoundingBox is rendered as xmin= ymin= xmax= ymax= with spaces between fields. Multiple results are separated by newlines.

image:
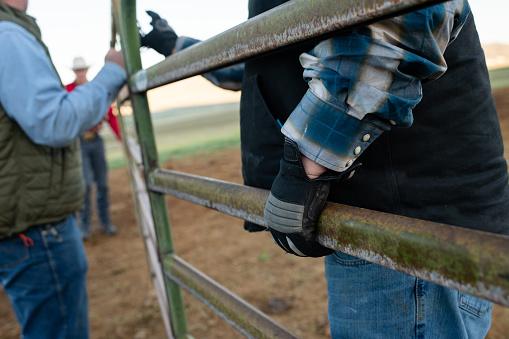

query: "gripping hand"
xmin=264 ymin=138 xmax=359 ymax=257
xmin=140 ymin=11 xmax=178 ymax=57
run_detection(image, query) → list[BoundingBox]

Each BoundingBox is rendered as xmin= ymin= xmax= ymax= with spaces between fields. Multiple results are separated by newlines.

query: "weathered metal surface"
xmin=317 ymin=204 xmax=509 ymax=307
xmin=126 ymin=135 xmax=142 ymax=165
xmin=164 ymin=255 xmax=298 ymax=339
xmin=113 ymin=1 xmax=190 ymax=337
xmin=110 ymin=3 xmax=117 ymax=49
xmin=131 ymin=0 xmax=445 ymax=93
xmin=150 ymin=169 xmax=268 ymax=227
xmin=150 ymin=168 xmax=509 ymax=307
xmin=117 ymin=85 xmax=130 ymax=104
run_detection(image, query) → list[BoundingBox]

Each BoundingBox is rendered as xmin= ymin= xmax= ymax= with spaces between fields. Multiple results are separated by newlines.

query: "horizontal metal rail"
xmin=128 ymin=0 xmax=445 ymax=94
xmin=128 ymin=163 xmax=297 ymax=337
xmin=164 ymin=255 xmax=298 ymax=338
xmin=125 ymin=136 xmax=296 ymax=336
xmin=149 ymin=168 xmax=509 ymax=307
xmin=150 ymin=169 xmax=268 ymax=226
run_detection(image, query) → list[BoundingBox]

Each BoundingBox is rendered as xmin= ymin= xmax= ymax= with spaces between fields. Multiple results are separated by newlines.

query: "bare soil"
xmin=1 ymin=88 xmax=509 ymax=339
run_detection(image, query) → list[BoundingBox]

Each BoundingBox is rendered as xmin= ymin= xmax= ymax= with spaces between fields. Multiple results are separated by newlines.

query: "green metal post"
xmin=111 ymin=1 xmax=190 ymax=337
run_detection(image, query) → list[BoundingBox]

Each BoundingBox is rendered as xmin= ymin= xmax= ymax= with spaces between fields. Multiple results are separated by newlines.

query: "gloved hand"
xmin=264 ymin=138 xmax=359 ymax=257
xmin=140 ymin=10 xmax=178 ymax=57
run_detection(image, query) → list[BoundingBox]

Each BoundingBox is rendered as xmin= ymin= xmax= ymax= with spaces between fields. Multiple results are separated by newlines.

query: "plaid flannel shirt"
xmin=176 ymin=0 xmax=471 ymax=172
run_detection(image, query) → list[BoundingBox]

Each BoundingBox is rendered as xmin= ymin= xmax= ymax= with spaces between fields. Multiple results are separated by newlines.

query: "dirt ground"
xmin=1 ymin=88 xmax=509 ymax=339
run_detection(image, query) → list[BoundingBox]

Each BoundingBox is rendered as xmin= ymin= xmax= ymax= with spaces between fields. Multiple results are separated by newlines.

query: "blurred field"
xmin=489 ymin=66 xmax=509 ymax=90
xmin=101 ymin=101 xmax=241 ymax=169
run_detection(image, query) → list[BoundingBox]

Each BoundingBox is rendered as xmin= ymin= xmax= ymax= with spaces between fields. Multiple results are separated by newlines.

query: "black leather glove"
xmin=264 ymin=138 xmax=360 ymax=257
xmin=140 ymin=10 xmax=178 ymax=57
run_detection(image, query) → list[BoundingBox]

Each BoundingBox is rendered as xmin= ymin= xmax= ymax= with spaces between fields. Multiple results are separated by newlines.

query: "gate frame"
xmin=110 ymin=1 xmax=509 ymax=338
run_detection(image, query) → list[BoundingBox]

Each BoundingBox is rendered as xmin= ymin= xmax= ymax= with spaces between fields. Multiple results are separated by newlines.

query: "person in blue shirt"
xmin=0 ymin=0 xmax=126 ymax=338
xmin=141 ymin=1 xmax=508 ymax=337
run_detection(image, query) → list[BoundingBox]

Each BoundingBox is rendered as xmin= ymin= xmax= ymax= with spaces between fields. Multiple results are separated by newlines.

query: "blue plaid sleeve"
xmin=283 ymin=0 xmax=471 ymax=172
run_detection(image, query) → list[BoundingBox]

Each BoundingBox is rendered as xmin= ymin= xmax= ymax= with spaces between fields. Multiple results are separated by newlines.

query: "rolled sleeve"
xmin=282 ymin=90 xmax=390 ymax=172
xmin=284 ymin=0 xmax=470 ymax=172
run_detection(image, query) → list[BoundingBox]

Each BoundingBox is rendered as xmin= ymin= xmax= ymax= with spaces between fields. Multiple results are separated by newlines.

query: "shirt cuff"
xmin=93 ymin=62 xmax=127 ymax=101
xmin=175 ymin=36 xmax=201 ymax=52
xmin=282 ymin=90 xmax=391 ymax=172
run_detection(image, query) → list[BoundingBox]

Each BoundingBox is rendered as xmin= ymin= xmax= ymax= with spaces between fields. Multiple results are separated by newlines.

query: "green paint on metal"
xmin=150 ymin=169 xmax=268 ymax=225
xmin=149 ymin=169 xmax=509 ymax=306
xmin=318 ymin=204 xmax=509 ymax=297
xmin=164 ymin=256 xmax=297 ymax=338
xmin=113 ymin=0 xmax=190 ymax=337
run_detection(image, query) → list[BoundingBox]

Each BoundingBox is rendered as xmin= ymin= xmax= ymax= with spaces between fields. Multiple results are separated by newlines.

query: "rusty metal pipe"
xmin=150 ymin=168 xmax=509 ymax=307
xmin=131 ymin=0 xmax=446 ymax=93
xmin=164 ymin=255 xmax=298 ymax=339
xmin=150 ymin=169 xmax=268 ymax=226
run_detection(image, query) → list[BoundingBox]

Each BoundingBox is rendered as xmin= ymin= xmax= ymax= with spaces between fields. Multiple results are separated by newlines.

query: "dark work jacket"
xmin=240 ymin=0 xmax=509 ymax=234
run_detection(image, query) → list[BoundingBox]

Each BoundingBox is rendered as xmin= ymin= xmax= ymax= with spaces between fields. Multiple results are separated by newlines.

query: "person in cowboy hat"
xmin=66 ymin=56 xmax=122 ymax=240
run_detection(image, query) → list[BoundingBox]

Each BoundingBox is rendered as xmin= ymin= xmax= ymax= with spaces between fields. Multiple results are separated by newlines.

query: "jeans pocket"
xmin=459 ymin=292 xmax=493 ymax=317
xmin=331 ymin=250 xmax=372 ymax=267
xmin=0 ymin=237 xmax=30 ymax=269
xmin=41 ymin=219 xmax=70 ymax=244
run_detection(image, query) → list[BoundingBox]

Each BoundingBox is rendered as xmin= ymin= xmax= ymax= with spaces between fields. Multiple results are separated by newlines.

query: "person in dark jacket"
xmin=141 ymin=1 xmax=508 ymax=336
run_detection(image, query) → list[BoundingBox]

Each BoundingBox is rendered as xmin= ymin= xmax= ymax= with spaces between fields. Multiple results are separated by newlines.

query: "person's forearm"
xmin=301 ymin=155 xmax=327 ymax=179
xmin=29 ymin=63 xmax=125 ymax=147
xmin=284 ymin=0 xmax=470 ymax=172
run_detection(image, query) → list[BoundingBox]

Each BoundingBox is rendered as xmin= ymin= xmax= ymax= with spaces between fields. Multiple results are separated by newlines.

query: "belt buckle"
xmin=82 ymin=131 xmax=96 ymax=142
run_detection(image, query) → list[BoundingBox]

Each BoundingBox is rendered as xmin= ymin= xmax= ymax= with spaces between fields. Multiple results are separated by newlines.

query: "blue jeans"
xmin=80 ymin=135 xmax=111 ymax=231
xmin=325 ymin=251 xmax=492 ymax=338
xmin=0 ymin=215 xmax=89 ymax=339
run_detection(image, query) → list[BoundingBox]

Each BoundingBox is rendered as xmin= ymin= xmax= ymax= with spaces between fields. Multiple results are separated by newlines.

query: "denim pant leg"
xmin=90 ymin=136 xmax=111 ymax=227
xmin=80 ymin=139 xmax=94 ymax=232
xmin=0 ymin=215 xmax=89 ymax=339
xmin=325 ymin=251 xmax=492 ymax=338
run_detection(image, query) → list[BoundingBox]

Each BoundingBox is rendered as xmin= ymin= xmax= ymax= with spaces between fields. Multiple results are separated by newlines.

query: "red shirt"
xmin=65 ymin=82 xmax=121 ymax=140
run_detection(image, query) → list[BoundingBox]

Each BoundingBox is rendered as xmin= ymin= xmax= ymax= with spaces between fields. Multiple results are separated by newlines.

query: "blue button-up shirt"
xmin=0 ymin=21 xmax=126 ymax=148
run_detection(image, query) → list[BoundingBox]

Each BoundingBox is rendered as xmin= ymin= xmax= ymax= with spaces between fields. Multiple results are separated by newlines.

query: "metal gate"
xmin=110 ymin=0 xmax=509 ymax=338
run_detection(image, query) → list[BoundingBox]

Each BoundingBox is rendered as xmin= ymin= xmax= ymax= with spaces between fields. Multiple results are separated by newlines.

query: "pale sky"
xmin=25 ymin=0 xmax=507 ymax=103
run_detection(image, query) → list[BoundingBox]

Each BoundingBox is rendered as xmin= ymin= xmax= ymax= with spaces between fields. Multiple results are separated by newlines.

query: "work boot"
xmin=100 ymin=224 xmax=118 ymax=236
xmin=80 ymin=228 xmax=91 ymax=241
